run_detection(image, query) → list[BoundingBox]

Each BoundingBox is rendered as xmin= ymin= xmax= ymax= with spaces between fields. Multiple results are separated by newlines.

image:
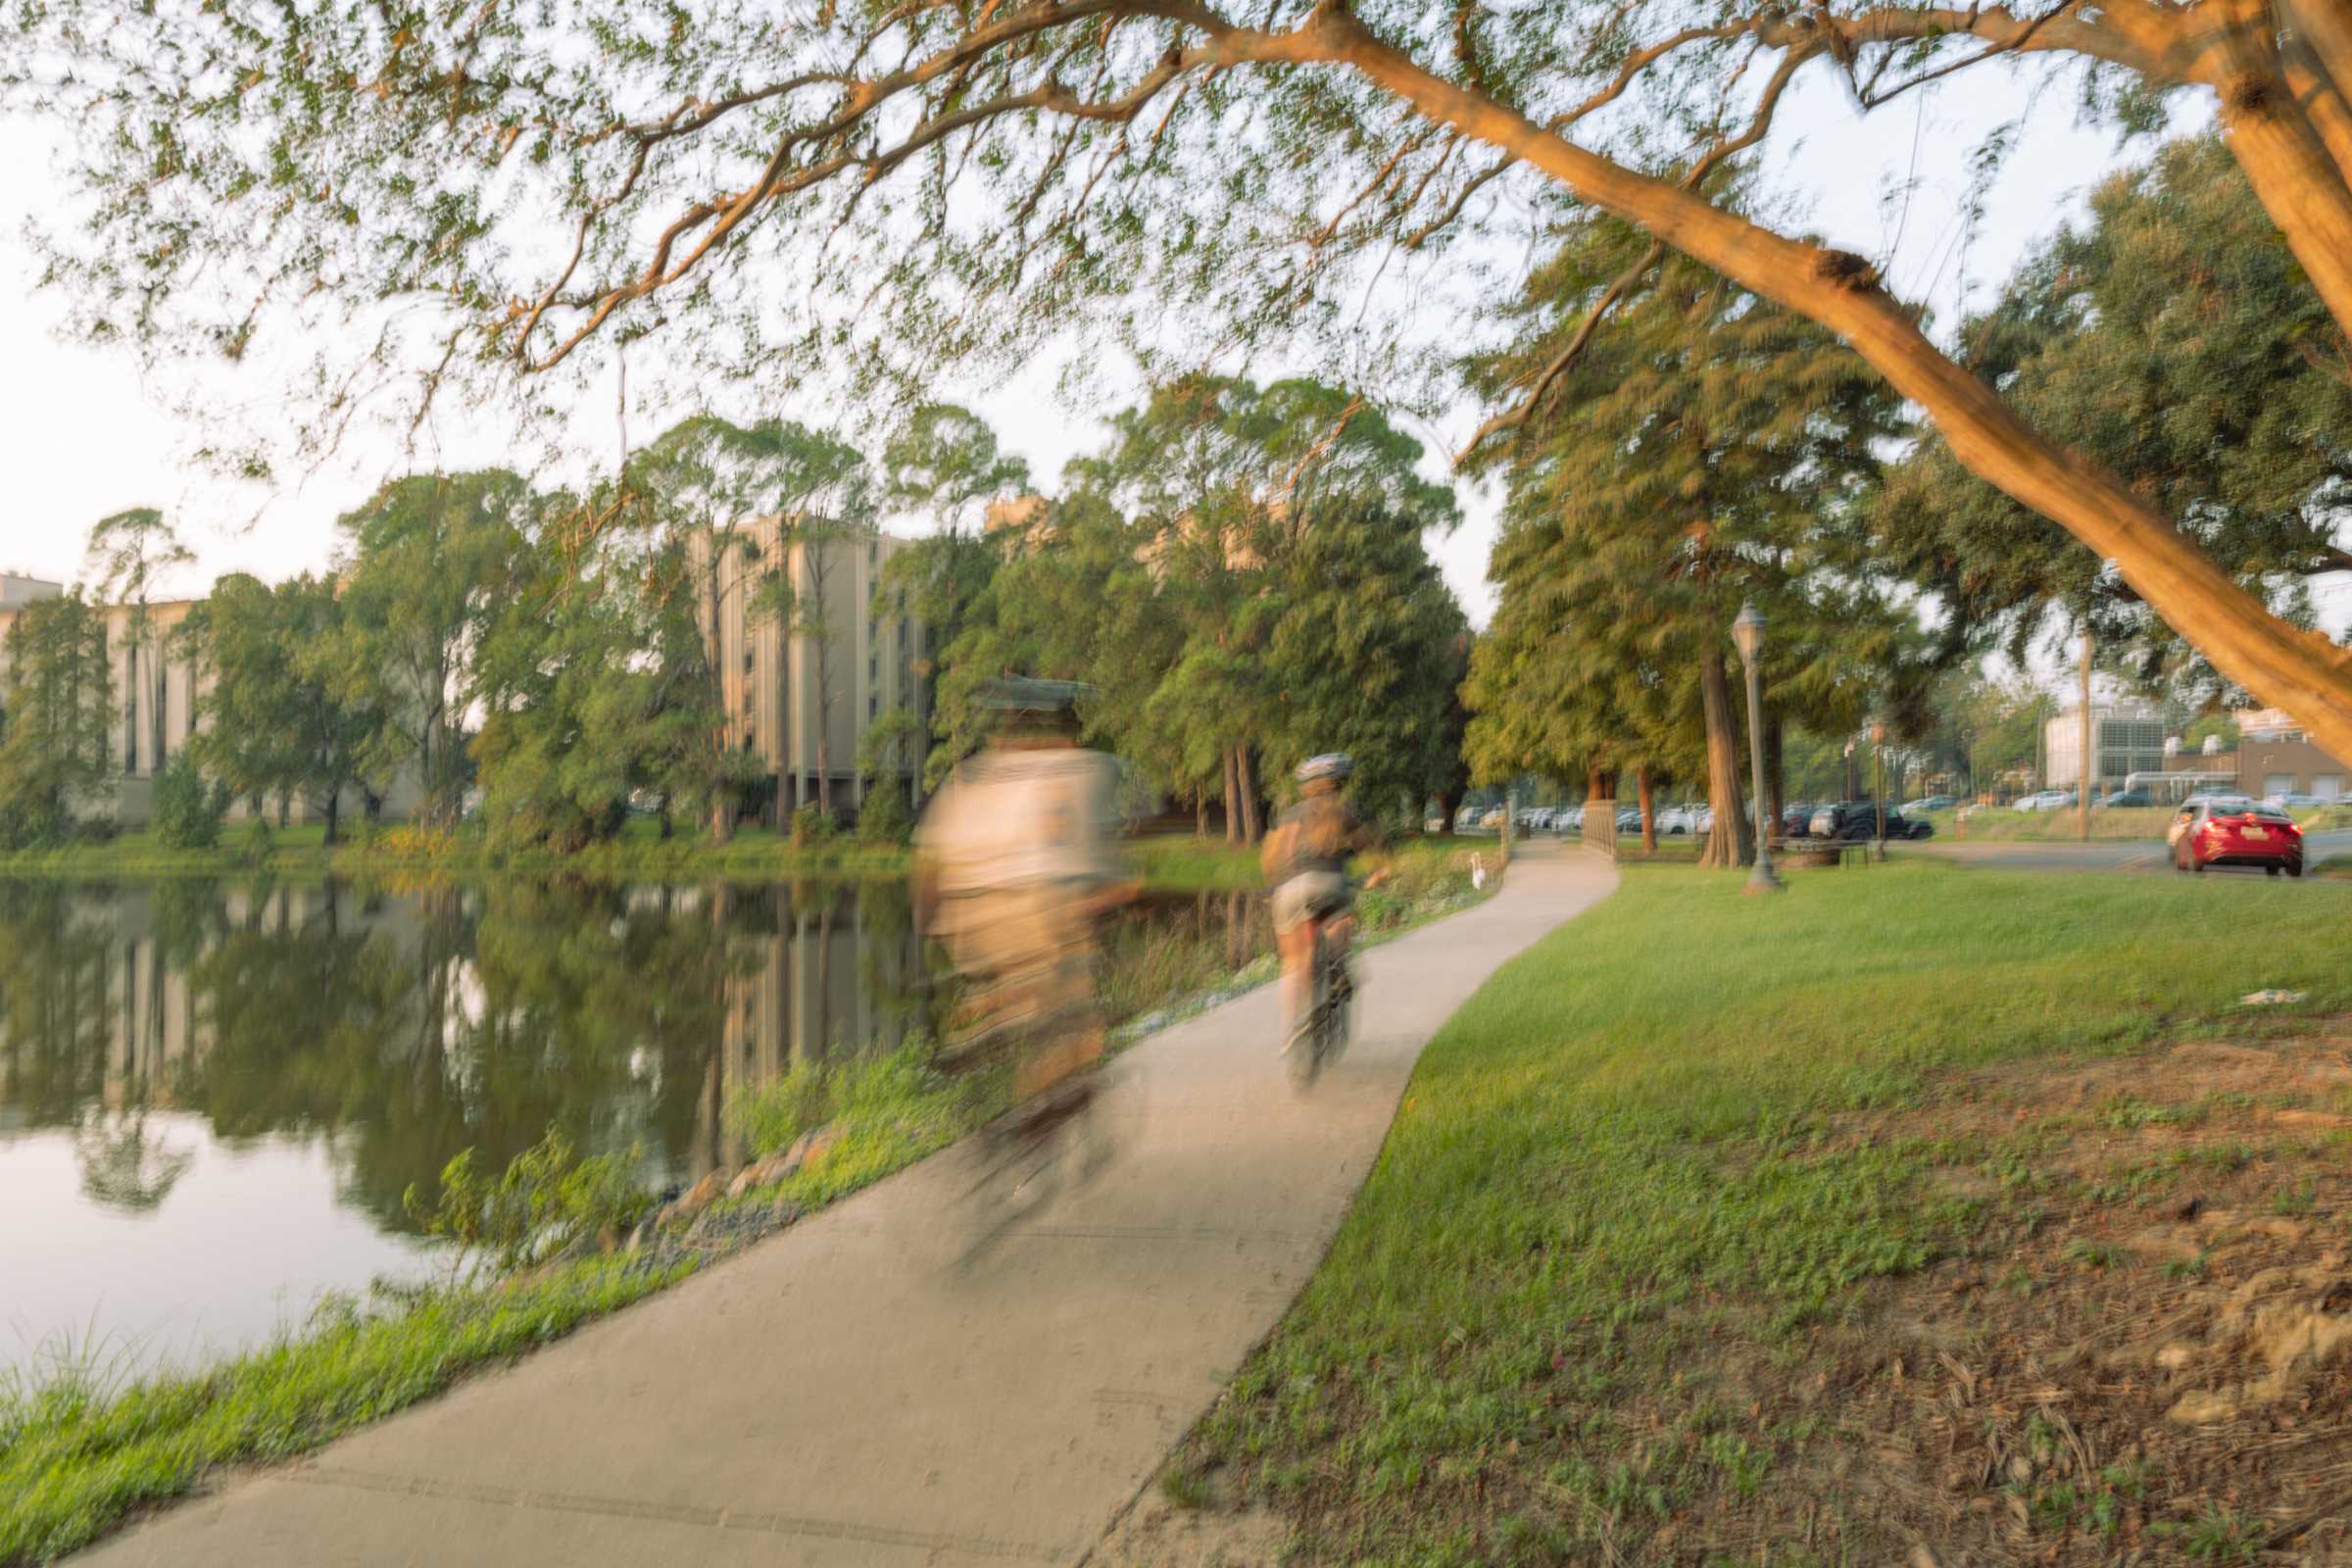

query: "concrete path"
xmin=77 ymin=843 xmax=1617 ymax=1568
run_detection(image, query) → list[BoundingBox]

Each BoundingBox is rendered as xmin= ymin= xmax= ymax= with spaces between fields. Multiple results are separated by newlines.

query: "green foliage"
xmin=856 ymin=777 xmax=913 ymax=844
xmin=329 ymin=472 xmax=532 ymax=827
xmin=1461 ymin=209 xmax=1913 ymax=844
xmin=932 ymin=377 xmax=1470 ymax=822
xmin=0 ymin=593 xmax=114 ymax=848
xmin=1878 ymin=135 xmax=2352 ymax=696
xmin=148 ymin=753 xmax=225 ymax=850
xmin=403 ymin=1128 xmax=653 ymax=1282
xmin=187 ymin=572 xmax=383 ymax=842
xmin=789 ymin=803 xmax=838 ymax=847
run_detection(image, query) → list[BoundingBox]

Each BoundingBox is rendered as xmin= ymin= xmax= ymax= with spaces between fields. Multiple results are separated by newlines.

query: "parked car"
xmin=2173 ymin=798 xmax=2304 ymax=876
xmin=2265 ymin=792 xmax=2331 ymax=811
xmin=1555 ymin=805 xmax=1584 ymax=833
xmin=2012 ymin=789 xmax=2078 ymax=811
xmin=1781 ymin=802 xmax=1817 ymax=838
xmin=1478 ymin=807 xmax=1506 ymax=831
xmin=1808 ymin=801 xmax=1933 ymax=841
xmin=1615 ymin=808 xmax=1643 ymax=832
xmin=2096 ymin=788 xmax=2156 ymax=809
xmin=1657 ymin=804 xmax=1699 ymax=835
xmin=1900 ymin=795 xmax=1958 ymax=814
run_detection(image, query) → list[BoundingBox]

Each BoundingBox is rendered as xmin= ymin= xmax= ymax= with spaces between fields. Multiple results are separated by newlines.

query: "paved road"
xmin=1903 ymin=827 xmax=2352 ymax=876
xmin=76 ymin=843 xmax=1619 ymax=1568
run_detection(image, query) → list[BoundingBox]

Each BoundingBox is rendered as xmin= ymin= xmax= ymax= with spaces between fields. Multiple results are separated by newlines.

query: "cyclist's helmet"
xmin=1297 ymin=754 xmax=1354 ymax=786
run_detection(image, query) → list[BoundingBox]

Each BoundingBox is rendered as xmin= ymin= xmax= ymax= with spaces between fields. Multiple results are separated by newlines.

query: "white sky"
xmin=4 ymin=56 xmax=2330 ymax=652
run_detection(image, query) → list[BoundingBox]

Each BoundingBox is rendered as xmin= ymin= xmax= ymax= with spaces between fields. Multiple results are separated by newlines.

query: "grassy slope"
xmin=0 ymin=828 xmax=1474 ymax=885
xmin=1183 ymin=859 xmax=2352 ymax=1563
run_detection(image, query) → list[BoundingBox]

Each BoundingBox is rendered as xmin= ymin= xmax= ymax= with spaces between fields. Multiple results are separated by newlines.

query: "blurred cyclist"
xmin=913 ymin=677 xmax=1134 ymax=1143
xmin=1261 ymin=753 xmax=1379 ymax=1057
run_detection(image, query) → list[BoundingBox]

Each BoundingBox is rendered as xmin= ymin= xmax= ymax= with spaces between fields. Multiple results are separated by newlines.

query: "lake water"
xmin=0 ymin=875 xmax=1267 ymax=1382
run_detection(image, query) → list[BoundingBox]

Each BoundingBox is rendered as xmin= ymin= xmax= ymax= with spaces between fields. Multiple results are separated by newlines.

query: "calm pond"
xmin=0 ymin=875 xmax=1268 ymax=1381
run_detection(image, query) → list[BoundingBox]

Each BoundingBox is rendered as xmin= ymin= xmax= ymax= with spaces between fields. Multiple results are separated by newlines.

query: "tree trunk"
xmin=1437 ymin=783 xmax=1463 ymax=835
xmin=696 ymin=541 xmax=735 ymax=845
xmin=322 ymin=790 xmax=341 ymax=848
xmin=1636 ymin=765 xmax=1657 ymax=855
xmin=1195 ymin=789 xmax=1208 ymax=838
xmin=1316 ymin=14 xmax=2352 ymax=768
xmin=814 ymin=642 xmax=833 ymax=819
xmin=1237 ymin=747 xmax=1263 ymax=844
xmin=1232 ymin=747 xmax=1250 ymax=846
xmin=1765 ymin=713 xmax=1785 ymax=832
xmin=1696 ymin=647 xmax=1752 ymax=869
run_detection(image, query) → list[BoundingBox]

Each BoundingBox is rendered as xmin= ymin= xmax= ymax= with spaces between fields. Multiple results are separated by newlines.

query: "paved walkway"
xmin=79 ymin=844 xmax=1617 ymax=1568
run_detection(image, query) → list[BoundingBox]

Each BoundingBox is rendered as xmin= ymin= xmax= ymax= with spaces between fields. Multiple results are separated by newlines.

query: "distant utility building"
xmin=692 ymin=518 xmax=931 ymax=822
xmin=2041 ymin=701 xmax=2168 ymax=796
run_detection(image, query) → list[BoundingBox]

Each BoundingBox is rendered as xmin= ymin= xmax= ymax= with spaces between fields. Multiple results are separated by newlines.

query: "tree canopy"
xmin=12 ymin=0 xmax=2352 ymax=758
xmin=929 ymin=378 xmax=1467 ymax=829
xmin=0 ymin=593 xmax=115 ymax=847
xmin=1463 ymin=214 xmax=1918 ymax=862
xmin=1879 ymin=134 xmax=2352 ymax=706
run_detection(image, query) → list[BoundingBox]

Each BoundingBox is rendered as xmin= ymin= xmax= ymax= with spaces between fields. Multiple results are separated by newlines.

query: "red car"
xmin=2173 ymin=799 xmax=2306 ymax=877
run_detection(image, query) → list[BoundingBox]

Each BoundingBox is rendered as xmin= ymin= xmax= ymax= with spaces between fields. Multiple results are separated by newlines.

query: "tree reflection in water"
xmin=0 ymin=875 xmax=1269 ymax=1239
xmin=73 ymin=1109 xmax=195 ymax=1211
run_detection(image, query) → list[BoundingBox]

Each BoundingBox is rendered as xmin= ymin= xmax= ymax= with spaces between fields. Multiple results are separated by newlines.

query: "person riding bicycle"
xmin=913 ymin=677 xmax=1136 ymax=1141
xmin=1261 ymin=754 xmax=1380 ymax=1058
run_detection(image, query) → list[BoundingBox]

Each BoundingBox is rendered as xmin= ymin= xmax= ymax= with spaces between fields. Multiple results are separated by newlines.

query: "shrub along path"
xmin=71 ymin=842 xmax=1617 ymax=1567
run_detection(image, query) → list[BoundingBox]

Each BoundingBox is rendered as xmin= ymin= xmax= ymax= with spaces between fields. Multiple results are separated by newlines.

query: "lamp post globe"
xmin=1732 ymin=603 xmax=1782 ymax=895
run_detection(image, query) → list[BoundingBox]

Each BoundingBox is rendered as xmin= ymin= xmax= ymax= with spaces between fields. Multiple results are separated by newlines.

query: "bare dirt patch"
xmin=1756 ymin=1024 xmax=2352 ymax=1564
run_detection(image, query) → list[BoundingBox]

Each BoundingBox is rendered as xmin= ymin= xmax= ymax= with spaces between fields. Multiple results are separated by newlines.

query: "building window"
xmin=868 ymin=656 xmax=878 ymax=685
xmin=2265 ymin=773 xmax=2295 ymax=798
xmin=2313 ymin=775 xmax=2342 ymax=800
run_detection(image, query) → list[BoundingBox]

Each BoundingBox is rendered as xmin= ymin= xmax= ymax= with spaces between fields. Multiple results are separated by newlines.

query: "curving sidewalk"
xmin=76 ymin=842 xmax=1617 ymax=1567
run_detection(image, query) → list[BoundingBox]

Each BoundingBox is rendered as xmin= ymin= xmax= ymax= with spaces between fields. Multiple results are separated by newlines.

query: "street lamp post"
xmin=1731 ymin=604 xmax=1782 ymax=895
xmin=1870 ymin=720 xmax=1888 ymax=861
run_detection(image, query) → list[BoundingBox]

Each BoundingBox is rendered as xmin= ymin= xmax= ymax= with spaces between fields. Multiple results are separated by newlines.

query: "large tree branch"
xmin=1213 ymin=2 xmax=2352 ymax=763
xmin=1456 ymin=37 xmax=1816 ymax=463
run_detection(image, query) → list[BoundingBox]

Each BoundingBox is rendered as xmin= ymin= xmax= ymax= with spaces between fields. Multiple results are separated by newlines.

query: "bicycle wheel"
xmin=1288 ymin=927 xmax=1329 ymax=1090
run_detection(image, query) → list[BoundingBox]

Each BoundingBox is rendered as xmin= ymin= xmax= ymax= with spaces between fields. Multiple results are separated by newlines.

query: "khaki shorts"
xmin=1270 ymin=871 xmax=1351 ymax=935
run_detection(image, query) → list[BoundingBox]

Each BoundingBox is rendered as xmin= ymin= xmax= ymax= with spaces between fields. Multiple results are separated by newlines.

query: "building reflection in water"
xmin=0 ymin=878 xmax=940 ymax=1226
xmin=0 ymin=876 xmax=1268 ymax=1376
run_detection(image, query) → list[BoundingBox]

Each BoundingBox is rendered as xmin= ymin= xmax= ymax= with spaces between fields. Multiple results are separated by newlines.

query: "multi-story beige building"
xmin=0 ymin=573 xmax=417 ymax=828
xmin=693 ymin=518 xmax=932 ymax=823
xmin=0 ymin=576 xmax=210 ymax=825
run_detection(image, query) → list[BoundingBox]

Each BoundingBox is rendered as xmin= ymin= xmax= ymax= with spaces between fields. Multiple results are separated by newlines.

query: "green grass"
xmin=0 ymin=818 xmax=917 ymax=880
xmin=1186 ymin=858 xmax=2352 ymax=1561
xmin=0 ymin=1258 xmax=687 ymax=1566
xmin=0 ymin=825 xmax=1482 ymax=887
